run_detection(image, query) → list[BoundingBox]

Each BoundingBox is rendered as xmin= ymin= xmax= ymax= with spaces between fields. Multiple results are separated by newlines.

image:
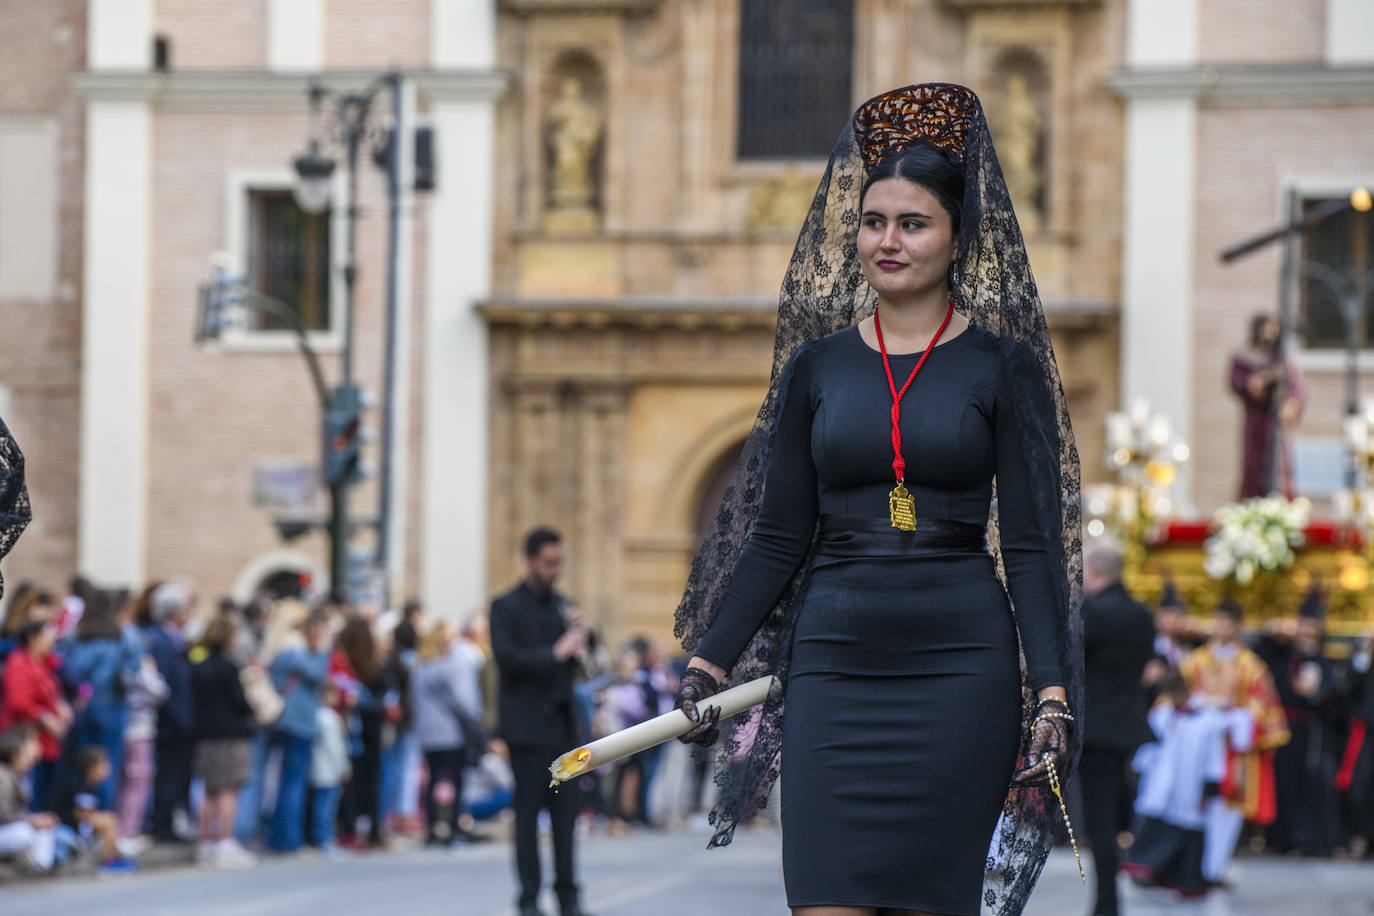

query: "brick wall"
xmin=147 ymin=104 xmax=411 ymax=599
xmin=1199 ymin=0 xmax=1326 ymax=64
xmin=1192 ymin=101 xmax=1374 ymax=512
xmin=0 ymin=0 xmax=86 ymax=599
xmin=325 ymin=0 xmax=432 ymax=70
xmin=156 ymin=0 xmax=268 ymax=70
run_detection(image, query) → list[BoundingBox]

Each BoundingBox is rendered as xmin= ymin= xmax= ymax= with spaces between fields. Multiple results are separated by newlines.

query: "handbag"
xmin=240 ymin=663 xmax=285 ymax=727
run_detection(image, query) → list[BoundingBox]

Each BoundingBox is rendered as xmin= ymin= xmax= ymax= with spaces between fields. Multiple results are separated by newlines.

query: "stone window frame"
xmin=218 ymin=167 xmax=348 ymax=354
xmin=734 ymin=0 xmax=856 ymax=162
xmin=1285 ymin=175 xmax=1374 ymax=370
xmin=963 ymin=11 xmax=1073 ymax=241
xmin=707 ymin=0 xmax=852 ymax=184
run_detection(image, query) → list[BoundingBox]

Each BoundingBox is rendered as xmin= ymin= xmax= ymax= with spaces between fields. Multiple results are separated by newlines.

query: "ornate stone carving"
xmin=995 ymin=73 xmax=1044 ymax=228
xmin=545 ymin=77 xmax=603 ymax=231
xmin=744 ymin=168 xmax=820 ymax=233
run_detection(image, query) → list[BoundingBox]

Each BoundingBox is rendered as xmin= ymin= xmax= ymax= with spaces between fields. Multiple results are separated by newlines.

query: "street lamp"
xmin=292 ymin=139 xmax=335 ymax=215
xmin=197 ymin=72 xmax=424 ymax=606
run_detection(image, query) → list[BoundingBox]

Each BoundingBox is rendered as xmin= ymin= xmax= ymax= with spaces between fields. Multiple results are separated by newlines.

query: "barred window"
xmin=1300 ymin=197 xmax=1373 ymax=349
xmin=247 ymin=189 xmax=332 ymax=332
xmin=737 ymin=0 xmax=854 ymax=160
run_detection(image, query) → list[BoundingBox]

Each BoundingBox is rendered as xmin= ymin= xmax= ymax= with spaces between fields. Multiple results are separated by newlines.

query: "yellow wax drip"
xmin=548 ymin=747 xmax=592 ymax=788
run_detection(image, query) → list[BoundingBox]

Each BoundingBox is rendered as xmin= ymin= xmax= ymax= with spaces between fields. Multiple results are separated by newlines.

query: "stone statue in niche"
xmin=995 ymin=74 xmax=1044 ymax=232
xmin=546 ymin=77 xmax=602 ymax=231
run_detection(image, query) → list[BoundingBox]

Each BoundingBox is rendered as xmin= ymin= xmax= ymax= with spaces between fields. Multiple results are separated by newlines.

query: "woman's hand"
xmin=1011 ymin=696 xmax=1072 ymax=787
xmin=674 ymin=663 xmax=723 ymax=747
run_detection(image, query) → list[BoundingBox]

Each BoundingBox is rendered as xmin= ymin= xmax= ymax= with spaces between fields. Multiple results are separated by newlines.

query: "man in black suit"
xmin=491 ymin=527 xmax=591 ymax=916
xmin=1079 ymin=543 xmax=1156 ymax=916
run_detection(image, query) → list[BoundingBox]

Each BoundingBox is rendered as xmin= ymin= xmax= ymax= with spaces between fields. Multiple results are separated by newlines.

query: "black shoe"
xmin=518 ymin=906 xmax=546 ymax=916
xmin=560 ymin=905 xmax=593 ymax=916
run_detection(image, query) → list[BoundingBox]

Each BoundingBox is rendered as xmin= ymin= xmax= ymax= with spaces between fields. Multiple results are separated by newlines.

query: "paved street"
xmin=3 ymin=825 xmax=1373 ymax=915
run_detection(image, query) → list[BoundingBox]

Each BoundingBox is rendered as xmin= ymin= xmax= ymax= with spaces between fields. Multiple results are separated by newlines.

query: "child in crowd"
xmin=0 ymin=726 xmax=66 ymax=873
xmin=1123 ymin=672 xmax=1226 ymax=897
xmin=46 ymin=745 xmax=138 ymax=873
xmin=311 ymin=680 xmax=351 ymax=855
xmin=116 ymin=651 xmax=168 ymax=851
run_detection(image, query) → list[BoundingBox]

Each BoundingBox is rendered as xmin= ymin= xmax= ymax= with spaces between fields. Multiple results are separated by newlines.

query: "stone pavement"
xmin=1 ymin=825 xmax=1371 ymax=915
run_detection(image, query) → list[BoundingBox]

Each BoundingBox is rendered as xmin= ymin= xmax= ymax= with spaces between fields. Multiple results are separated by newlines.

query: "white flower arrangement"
xmin=1203 ymin=496 xmax=1312 ymax=585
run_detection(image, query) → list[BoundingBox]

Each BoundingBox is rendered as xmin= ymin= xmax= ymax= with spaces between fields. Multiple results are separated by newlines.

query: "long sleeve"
xmin=992 ymin=354 xmax=1067 ymax=691
xmin=694 ymin=347 xmax=819 ymax=672
xmin=490 ymin=597 xmax=562 ymax=678
xmin=2 ymin=657 xmax=44 ymax=722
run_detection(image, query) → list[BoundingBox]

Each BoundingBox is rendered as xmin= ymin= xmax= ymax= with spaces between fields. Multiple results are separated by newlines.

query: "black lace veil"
xmin=673 ymin=84 xmax=1084 ymax=915
xmin=0 ymin=416 xmax=30 ymax=601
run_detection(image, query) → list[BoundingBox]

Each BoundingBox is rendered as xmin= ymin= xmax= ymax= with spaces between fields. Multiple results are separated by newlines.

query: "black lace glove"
xmin=1011 ymin=699 xmax=1073 ymax=787
xmin=674 ymin=667 xmax=722 ymax=747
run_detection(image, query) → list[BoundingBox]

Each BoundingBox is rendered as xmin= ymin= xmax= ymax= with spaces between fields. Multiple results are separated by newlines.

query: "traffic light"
xmin=323 ymin=384 xmax=365 ymax=488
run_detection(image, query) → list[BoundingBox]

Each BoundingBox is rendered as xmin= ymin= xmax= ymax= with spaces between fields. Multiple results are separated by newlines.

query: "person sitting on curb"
xmin=47 ymin=745 xmax=138 ymax=874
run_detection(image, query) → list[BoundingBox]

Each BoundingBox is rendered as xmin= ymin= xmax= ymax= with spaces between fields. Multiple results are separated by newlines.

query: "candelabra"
xmin=1084 ymin=398 xmax=1190 ymax=571
xmin=1335 ymin=401 xmax=1374 ymax=591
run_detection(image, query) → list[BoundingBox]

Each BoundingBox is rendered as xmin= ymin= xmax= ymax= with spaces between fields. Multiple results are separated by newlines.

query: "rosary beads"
xmin=1045 ymin=756 xmax=1086 ymax=884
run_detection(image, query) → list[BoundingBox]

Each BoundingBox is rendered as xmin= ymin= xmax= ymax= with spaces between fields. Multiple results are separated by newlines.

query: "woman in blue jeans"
xmin=266 ymin=610 xmax=331 ymax=852
xmin=60 ymin=592 xmax=143 ymax=810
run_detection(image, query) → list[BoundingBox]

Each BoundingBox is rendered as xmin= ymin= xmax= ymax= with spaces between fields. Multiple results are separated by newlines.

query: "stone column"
xmin=422 ymin=1 xmax=504 ymax=615
xmin=78 ymin=0 xmax=152 ymax=585
xmin=577 ymin=386 xmax=628 ymax=637
xmin=1120 ymin=0 xmax=1198 ymax=512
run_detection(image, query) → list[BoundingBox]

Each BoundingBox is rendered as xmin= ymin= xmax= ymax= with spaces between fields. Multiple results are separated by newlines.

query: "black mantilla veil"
xmin=0 ymin=416 xmax=30 ymax=601
xmin=673 ymin=84 xmax=1084 ymax=915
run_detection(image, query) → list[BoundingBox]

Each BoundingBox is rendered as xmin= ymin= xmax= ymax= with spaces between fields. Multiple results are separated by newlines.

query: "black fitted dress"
xmin=693 ymin=323 xmax=1065 ymax=916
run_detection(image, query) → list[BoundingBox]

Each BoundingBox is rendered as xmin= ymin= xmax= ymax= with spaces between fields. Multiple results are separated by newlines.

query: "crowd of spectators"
xmin=0 ymin=575 xmax=714 ymax=880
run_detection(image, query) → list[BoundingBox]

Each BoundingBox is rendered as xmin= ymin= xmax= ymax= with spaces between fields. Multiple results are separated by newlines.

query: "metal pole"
xmin=329 ymin=479 xmax=349 ymax=604
xmin=377 ymin=71 xmax=403 ymax=606
xmin=333 ymin=93 xmax=370 ymax=603
xmin=1268 ymin=188 xmax=1300 ymax=495
xmin=341 ymin=108 xmax=364 ymax=386
xmin=1346 ymin=290 xmax=1362 ymax=490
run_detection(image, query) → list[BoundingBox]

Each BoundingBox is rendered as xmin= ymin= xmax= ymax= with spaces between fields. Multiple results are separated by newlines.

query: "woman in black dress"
xmin=672 ymin=85 xmax=1083 ymax=916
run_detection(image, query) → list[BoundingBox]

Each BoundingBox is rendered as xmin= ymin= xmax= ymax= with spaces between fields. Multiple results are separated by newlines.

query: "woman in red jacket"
xmin=1 ymin=620 xmax=71 ymax=808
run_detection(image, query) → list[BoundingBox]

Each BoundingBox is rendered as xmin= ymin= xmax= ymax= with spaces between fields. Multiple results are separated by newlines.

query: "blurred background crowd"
xmin=0 ymin=575 xmax=729 ymax=877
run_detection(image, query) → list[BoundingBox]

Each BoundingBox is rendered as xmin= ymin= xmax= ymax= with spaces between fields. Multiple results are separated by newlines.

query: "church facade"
xmin=485 ymin=0 xmax=1126 ymax=641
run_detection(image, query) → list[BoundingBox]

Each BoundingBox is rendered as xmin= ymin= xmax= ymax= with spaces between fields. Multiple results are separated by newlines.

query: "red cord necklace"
xmin=873 ymin=301 xmax=955 ymax=530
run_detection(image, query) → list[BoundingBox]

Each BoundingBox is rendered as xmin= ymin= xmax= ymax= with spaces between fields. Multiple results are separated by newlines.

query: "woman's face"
xmin=858 ymin=178 xmax=957 ymax=305
xmin=1259 ymin=317 xmax=1280 ymax=347
xmin=30 ymin=625 xmax=56 ymax=657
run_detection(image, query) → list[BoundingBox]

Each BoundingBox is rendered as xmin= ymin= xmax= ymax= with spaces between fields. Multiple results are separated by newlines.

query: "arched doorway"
xmin=230 ymin=551 xmax=318 ymax=605
xmin=255 ymin=569 xmax=307 ymax=601
xmin=693 ymin=440 xmax=746 ymax=545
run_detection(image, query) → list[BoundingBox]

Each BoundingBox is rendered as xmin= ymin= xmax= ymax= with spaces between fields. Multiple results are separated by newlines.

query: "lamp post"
xmin=291 ymin=72 xmax=421 ymax=606
xmin=197 ymin=72 xmax=419 ymax=605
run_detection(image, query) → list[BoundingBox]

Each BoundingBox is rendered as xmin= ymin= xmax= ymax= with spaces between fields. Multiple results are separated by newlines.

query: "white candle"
xmin=548 ymin=675 xmax=779 ymax=785
xmin=1148 ymin=415 xmax=1171 ymax=447
xmin=1129 ymin=397 xmax=1151 ymax=429
xmin=1105 ymin=413 xmax=1131 ymax=450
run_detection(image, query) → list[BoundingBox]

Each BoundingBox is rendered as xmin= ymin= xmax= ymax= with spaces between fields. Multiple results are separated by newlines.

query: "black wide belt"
xmin=816 ymin=513 xmax=987 ymax=556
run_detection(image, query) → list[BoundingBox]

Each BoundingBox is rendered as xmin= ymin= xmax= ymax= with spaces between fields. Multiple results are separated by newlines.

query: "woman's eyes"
xmin=863 ymin=218 xmax=925 ymax=231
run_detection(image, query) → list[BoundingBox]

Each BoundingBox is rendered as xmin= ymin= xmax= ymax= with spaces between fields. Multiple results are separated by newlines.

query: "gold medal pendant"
xmin=888 ymin=482 xmax=917 ymax=531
